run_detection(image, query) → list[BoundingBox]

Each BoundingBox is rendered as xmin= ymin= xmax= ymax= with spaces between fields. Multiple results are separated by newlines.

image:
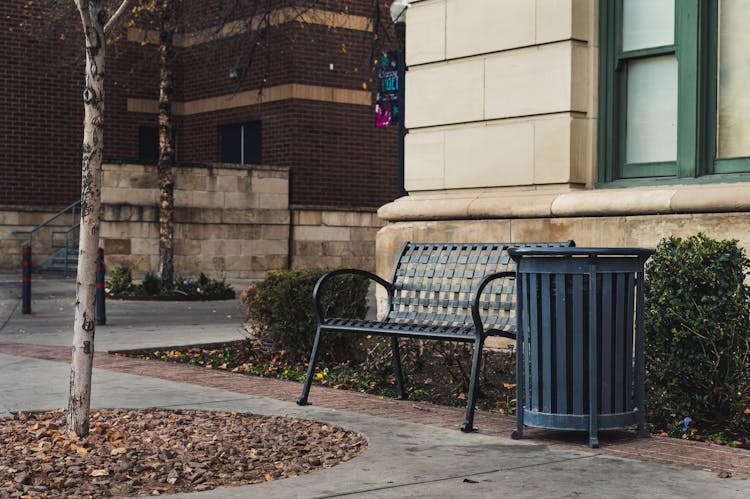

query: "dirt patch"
xmin=0 ymin=408 xmax=366 ymax=498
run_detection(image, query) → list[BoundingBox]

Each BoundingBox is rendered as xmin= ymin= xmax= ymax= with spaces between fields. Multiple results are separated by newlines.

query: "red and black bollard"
xmin=95 ymin=247 xmax=106 ymax=325
xmin=21 ymin=245 xmax=31 ymax=314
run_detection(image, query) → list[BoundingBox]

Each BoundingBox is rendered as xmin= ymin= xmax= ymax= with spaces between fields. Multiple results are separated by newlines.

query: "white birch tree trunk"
xmin=67 ymin=0 xmax=119 ymax=438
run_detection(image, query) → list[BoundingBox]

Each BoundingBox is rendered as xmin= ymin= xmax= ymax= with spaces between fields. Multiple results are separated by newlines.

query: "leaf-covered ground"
xmin=0 ymin=409 xmax=366 ymax=498
xmin=121 ymin=338 xmax=519 ymax=415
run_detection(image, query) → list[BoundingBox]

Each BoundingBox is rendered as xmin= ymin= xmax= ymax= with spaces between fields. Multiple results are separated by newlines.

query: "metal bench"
xmin=296 ymin=240 xmax=575 ymax=432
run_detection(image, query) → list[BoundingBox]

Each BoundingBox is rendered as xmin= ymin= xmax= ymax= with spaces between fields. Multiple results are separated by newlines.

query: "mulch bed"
xmin=107 ymin=291 xmax=235 ymax=301
xmin=0 ymin=408 xmax=366 ymax=498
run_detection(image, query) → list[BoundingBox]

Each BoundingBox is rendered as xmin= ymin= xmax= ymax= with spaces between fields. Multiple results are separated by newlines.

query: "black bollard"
xmin=95 ymin=247 xmax=106 ymax=325
xmin=21 ymin=245 xmax=31 ymax=314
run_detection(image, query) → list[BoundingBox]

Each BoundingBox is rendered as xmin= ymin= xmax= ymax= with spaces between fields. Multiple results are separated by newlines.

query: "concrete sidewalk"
xmin=1 ymin=275 xmax=749 ymax=498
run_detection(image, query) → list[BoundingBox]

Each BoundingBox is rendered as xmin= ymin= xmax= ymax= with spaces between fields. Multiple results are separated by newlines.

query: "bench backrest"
xmin=386 ymin=241 xmax=575 ymax=332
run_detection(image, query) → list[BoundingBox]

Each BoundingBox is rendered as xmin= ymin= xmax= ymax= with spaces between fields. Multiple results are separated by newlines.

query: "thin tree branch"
xmin=104 ymin=0 xmax=132 ymax=33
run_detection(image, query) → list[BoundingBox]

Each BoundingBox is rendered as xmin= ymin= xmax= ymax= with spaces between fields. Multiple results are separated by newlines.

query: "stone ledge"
xmin=378 ymin=183 xmax=750 ymax=221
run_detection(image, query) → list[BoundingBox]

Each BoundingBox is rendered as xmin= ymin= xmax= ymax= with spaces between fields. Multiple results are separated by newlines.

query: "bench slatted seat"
xmin=296 ymin=240 xmax=575 ymax=432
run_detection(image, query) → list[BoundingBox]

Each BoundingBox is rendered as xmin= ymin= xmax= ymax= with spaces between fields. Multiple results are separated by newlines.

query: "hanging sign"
xmin=375 ymin=52 xmax=401 ymax=127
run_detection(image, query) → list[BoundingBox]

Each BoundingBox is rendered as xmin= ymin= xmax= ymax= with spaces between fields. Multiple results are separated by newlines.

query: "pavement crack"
xmin=313 ymin=454 xmax=597 ymax=498
xmin=0 ymin=297 xmax=20 ymax=332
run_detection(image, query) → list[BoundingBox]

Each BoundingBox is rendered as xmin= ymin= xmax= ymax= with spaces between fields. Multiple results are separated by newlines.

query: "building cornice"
xmin=127 ymin=83 xmax=371 ymax=115
xmin=378 ymin=183 xmax=750 ymax=221
xmin=127 ymin=7 xmax=373 ymax=48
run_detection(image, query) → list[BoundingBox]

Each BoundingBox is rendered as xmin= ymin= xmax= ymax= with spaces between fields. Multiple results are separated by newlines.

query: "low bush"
xmin=106 ymin=267 xmax=234 ymax=300
xmin=241 ymin=268 xmax=369 ymax=364
xmin=141 ymin=272 xmax=161 ymax=296
xmin=175 ymin=273 xmax=234 ymax=299
xmin=106 ymin=266 xmax=134 ymax=295
xmin=644 ymin=233 xmax=750 ymax=439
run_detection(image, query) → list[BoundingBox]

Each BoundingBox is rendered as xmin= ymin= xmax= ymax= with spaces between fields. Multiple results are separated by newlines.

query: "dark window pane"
xmin=220 ymin=124 xmax=242 ymax=164
xmin=138 ymin=127 xmax=159 ymax=164
xmin=243 ymin=121 xmax=262 ymax=164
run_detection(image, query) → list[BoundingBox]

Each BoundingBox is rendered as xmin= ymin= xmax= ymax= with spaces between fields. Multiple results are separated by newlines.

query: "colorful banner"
xmin=375 ymin=52 xmax=401 ymax=127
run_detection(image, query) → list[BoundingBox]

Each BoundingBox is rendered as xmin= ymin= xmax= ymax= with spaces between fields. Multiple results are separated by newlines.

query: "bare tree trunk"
xmin=158 ymin=0 xmax=176 ymax=290
xmin=68 ymin=0 xmax=107 ymax=437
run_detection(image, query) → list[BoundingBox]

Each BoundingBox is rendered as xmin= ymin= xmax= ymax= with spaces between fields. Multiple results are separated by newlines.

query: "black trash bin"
xmin=508 ymin=247 xmax=653 ymax=448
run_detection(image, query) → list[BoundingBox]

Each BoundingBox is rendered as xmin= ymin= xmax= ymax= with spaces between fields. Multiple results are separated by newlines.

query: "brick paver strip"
xmin=2 ymin=341 xmax=748 ymax=478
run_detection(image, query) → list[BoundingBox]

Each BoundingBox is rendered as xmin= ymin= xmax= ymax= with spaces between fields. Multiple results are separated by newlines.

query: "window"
xmin=598 ymin=1 xmax=750 ymax=185
xmin=220 ymin=121 xmax=262 ymax=165
xmin=138 ymin=126 xmax=159 ymax=164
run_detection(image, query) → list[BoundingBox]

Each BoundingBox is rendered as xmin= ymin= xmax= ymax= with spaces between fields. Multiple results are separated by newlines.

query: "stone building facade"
xmin=377 ymin=0 xmax=750 ymax=286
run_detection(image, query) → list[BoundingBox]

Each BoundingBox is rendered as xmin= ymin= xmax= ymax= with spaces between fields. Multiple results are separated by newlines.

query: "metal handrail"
xmin=12 ymin=200 xmax=81 ymax=248
xmin=62 ymin=222 xmax=81 ymax=276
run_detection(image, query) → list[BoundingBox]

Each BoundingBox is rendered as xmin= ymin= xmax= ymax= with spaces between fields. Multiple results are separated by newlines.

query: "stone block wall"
xmin=403 ymin=0 xmax=595 ymax=192
xmin=101 ymin=163 xmax=290 ymax=280
xmin=291 ymin=209 xmax=383 ymax=271
xmin=1 ymin=164 xmax=383 ymax=279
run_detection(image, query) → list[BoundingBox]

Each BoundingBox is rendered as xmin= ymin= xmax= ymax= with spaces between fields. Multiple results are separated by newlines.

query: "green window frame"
xmin=598 ymin=0 xmax=750 ymax=186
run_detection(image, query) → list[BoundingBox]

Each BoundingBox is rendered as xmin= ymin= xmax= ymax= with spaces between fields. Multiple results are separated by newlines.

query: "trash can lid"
xmin=508 ymin=247 xmax=654 ymax=260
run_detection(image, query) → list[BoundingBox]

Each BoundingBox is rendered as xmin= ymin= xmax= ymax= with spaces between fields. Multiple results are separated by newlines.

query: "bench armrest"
xmin=471 ymin=271 xmax=516 ymax=339
xmin=313 ymin=269 xmax=394 ymax=324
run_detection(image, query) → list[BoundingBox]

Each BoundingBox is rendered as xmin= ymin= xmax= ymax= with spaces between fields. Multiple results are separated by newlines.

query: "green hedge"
xmin=241 ymin=268 xmax=369 ymax=364
xmin=644 ymin=233 xmax=750 ymax=437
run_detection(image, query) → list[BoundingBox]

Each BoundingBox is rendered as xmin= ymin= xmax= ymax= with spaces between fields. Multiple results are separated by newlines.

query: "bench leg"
xmin=391 ymin=336 xmax=405 ymax=400
xmin=297 ymin=325 xmax=323 ymax=406
xmin=460 ymin=336 xmax=485 ymax=432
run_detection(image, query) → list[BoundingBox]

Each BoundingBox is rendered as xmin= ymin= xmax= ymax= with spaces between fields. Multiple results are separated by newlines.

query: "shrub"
xmin=176 ymin=272 xmax=234 ymax=298
xmin=644 ymin=233 xmax=750 ymax=437
xmin=107 ymin=268 xmax=234 ymax=299
xmin=142 ymin=272 xmax=161 ymax=296
xmin=107 ymin=266 xmax=134 ymax=295
xmin=241 ymin=268 xmax=369 ymax=364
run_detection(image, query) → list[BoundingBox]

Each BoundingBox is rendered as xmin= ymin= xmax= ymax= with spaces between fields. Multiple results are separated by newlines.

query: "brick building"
xmin=1 ymin=1 xmax=399 ymax=277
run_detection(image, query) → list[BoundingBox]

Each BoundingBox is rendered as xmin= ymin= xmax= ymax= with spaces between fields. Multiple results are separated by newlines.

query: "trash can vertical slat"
xmin=515 ymin=272 xmax=527 ymax=440
xmin=520 ymin=272 xmax=530 ymax=415
xmin=614 ymin=273 xmax=626 ymax=414
xmin=541 ymin=273 xmax=552 ymax=413
xmin=601 ymin=272 xmax=613 ymax=415
xmin=572 ymin=274 xmax=585 ymax=415
xmin=555 ymin=273 xmax=567 ymax=414
xmin=624 ymin=273 xmax=635 ymax=412
xmin=529 ymin=274 xmax=539 ymax=412
xmin=588 ymin=266 xmax=599 ymax=447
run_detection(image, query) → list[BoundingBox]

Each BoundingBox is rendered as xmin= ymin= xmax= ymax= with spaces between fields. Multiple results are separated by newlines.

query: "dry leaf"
xmin=70 ymin=444 xmax=88 ymax=457
xmin=110 ymin=447 xmax=127 ymax=456
xmin=90 ymin=469 xmax=110 ymax=477
xmin=264 ymin=473 xmax=274 ymax=481
xmin=718 ymin=471 xmax=732 ymax=479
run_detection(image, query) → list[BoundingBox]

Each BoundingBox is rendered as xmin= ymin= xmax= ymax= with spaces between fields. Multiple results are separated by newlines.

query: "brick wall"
xmin=2 ymin=1 xmax=397 ymax=211
xmin=1 ymin=4 xmax=84 ymax=207
xmin=179 ymin=100 xmax=398 ymax=209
